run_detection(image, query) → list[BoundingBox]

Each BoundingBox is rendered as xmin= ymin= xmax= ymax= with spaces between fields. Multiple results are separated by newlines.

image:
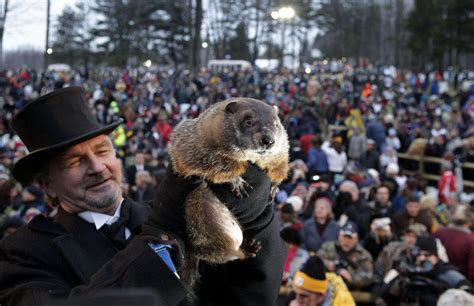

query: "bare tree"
xmin=0 ymin=0 xmax=9 ymax=68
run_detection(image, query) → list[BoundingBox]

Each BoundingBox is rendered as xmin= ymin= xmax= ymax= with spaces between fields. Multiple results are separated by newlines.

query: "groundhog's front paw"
xmin=230 ymin=177 xmax=253 ymax=198
xmin=241 ymin=238 xmax=262 ymax=258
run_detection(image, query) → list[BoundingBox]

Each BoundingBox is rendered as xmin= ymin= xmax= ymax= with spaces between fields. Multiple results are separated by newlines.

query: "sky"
xmin=3 ymin=0 xmax=77 ymax=51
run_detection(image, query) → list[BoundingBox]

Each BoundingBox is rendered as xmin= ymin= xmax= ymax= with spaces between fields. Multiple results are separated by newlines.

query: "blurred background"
xmin=1 ymin=0 xmax=473 ymax=71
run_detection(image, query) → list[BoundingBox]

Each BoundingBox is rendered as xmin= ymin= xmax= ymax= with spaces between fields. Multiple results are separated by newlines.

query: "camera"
xmin=398 ymin=246 xmax=434 ymax=275
xmin=333 ymin=259 xmax=349 ymax=274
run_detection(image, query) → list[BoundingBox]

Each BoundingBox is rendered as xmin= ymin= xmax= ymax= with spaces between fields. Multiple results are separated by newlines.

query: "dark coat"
xmin=434 ymin=226 xmax=474 ymax=282
xmin=360 ymin=149 xmax=381 ymax=172
xmin=129 ymin=185 xmax=156 ymax=206
xmin=126 ymin=164 xmax=154 ymax=186
xmin=0 ymin=198 xmax=286 ymax=306
xmin=302 ymin=218 xmax=340 ymax=253
xmin=391 ymin=209 xmax=433 ymax=237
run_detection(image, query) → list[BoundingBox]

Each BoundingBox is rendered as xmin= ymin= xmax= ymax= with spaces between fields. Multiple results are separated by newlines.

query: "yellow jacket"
xmin=325 ymin=272 xmax=356 ymax=306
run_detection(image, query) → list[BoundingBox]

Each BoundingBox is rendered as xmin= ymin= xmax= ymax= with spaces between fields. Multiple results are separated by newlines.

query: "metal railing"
xmin=397 ymin=153 xmax=474 ymax=189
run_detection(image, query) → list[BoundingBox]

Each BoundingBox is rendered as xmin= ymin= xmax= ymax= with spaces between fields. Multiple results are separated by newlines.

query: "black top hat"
xmin=11 ymin=87 xmax=122 ymax=185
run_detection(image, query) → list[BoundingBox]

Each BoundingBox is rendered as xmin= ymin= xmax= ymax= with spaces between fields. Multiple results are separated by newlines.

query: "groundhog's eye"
xmin=244 ymin=117 xmax=253 ymax=127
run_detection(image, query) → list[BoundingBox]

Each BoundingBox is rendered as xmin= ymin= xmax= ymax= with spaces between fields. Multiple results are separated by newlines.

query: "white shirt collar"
xmin=78 ymin=200 xmax=123 ymax=230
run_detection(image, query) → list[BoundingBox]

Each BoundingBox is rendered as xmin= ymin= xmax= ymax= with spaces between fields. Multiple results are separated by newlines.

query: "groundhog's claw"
xmin=230 ymin=177 xmax=253 ymax=198
xmin=241 ymin=238 xmax=262 ymax=258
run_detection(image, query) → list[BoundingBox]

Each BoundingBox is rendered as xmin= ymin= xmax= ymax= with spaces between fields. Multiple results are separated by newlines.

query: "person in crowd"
xmin=380 ymin=146 xmax=398 ymax=170
xmin=287 ymin=159 xmax=309 ymax=188
xmin=438 ymin=160 xmax=457 ymax=204
xmin=337 ymin=181 xmax=371 ymax=240
xmin=419 ymin=194 xmax=441 ymax=232
xmin=321 ymin=136 xmax=347 ymax=179
xmin=306 ymin=136 xmax=329 ymax=176
xmin=373 ymin=223 xmax=428 ymax=287
xmin=125 ymin=151 xmax=153 ymax=187
xmin=18 ymin=185 xmax=45 ymax=215
xmin=301 ymin=174 xmax=336 ymax=221
xmin=437 ymin=288 xmax=474 ymax=306
xmin=302 ymin=197 xmax=340 ymax=253
xmin=367 ymin=185 xmax=396 ymax=222
xmin=0 ymin=216 xmax=23 ymax=239
xmin=280 ymin=227 xmax=310 ymax=286
xmin=380 ymin=163 xmax=400 ymax=200
xmin=360 ymin=139 xmax=381 ymax=172
xmin=385 ymin=128 xmax=401 ymax=152
xmin=379 ymin=236 xmax=473 ymax=306
xmin=129 ymin=170 xmax=156 ymax=206
xmin=279 ymin=202 xmax=304 ymax=230
xmin=391 ymin=177 xmax=418 ymax=213
xmin=366 ymin=118 xmax=386 ymax=152
xmin=317 ymin=221 xmax=374 ymax=290
xmin=288 ymin=256 xmax=355 ymax=306
xmin=22 ymin=207 xmax=41 ymax=224
xmin=0 ymin=87 xmax=286 ymax=306
xmin=363 ymin=217 xmax=394 ymax=260
xmin=0 ymin=180 xmax=21 ymax=214
xmin=392 ymin=192 xmax=433 ymax=236
xmin=436 ymin=192 xmax=465 ymax=227
xmin=347 ymin=127 xmax=367 ymax=161
xmin=434 ymin=205 xmax=474 ymax=282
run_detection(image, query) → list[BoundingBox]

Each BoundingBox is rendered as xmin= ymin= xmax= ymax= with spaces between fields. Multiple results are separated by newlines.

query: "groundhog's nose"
xmin=260 ymin=135 xmax=275 ymax=149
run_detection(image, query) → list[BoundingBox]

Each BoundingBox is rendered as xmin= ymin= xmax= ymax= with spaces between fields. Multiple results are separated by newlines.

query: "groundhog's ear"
xmin=225 ymin=101 xmax=239 ymax=114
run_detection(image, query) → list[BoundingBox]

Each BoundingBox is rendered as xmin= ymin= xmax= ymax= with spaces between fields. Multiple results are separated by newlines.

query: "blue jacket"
xmin=302 ymin=219 xmax=340 ymax=253
xmin=307 ymin=148 xmax=329 ymax=173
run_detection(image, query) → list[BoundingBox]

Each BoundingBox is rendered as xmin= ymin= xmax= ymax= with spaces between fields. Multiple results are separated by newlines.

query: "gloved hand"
xmin=209 ymin=163 xmax=273 ymax=234
xmin=142 ymin=166 xmax=202 ymax=244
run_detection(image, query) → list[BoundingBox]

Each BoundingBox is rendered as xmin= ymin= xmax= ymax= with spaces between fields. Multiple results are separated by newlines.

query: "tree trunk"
xmin=0 ymin=0 xmax=9 ymax=68
xmin=191 ymin=0 xmax=202 ymax=70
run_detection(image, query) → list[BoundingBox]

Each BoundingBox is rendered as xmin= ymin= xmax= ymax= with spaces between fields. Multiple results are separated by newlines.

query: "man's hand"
xmin=142 ymin=166 xmax=202 ymax=244
xmin=338 ymin=268 xmax=352 ymax=282
xmin=209 ymin=163 xmax=273 ymax=233
xmin=327 ymin=261 xmax=336 ymax=272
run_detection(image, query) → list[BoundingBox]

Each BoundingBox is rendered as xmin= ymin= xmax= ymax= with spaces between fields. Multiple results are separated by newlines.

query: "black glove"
xmin=209 ymin=163 xmax=273 ymax=234
xmin=142 ymin=166 xmax=202 ymax=244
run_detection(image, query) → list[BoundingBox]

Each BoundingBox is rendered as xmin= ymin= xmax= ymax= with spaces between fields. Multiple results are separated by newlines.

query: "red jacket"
xmin=434 ymin=226 xmax=474 ymax=282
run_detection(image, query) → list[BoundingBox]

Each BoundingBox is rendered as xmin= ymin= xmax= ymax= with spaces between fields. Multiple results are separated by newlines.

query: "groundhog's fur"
xmin=168 ymin=97 xmax=289 ymax=289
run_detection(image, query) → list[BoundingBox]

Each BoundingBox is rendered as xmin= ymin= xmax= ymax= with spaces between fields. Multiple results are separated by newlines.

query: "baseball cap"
xmin=340 ymin=221 xmax=358 ymax=237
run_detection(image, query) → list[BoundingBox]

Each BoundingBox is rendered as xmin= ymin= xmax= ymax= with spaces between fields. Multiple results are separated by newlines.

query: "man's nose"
xmin=87 ymin=154 xmax=106 ymax=174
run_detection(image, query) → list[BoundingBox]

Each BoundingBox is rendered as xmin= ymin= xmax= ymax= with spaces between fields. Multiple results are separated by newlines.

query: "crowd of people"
xmin=0 ymin=61 xmax=474 ymax=305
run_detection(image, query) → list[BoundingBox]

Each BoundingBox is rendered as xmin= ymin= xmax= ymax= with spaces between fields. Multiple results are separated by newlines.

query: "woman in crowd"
xmin=302 ymin=197 xmax=340 ymax=253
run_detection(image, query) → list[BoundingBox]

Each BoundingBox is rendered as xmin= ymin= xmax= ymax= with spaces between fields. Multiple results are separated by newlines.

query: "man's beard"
xmin=83 ymin=183 xmax=121 ymax=209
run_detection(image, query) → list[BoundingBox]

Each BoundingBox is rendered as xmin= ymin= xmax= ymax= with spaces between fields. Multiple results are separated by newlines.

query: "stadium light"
xmin=202 ymin=42 xmax=208 ymax=48
xmin=271 ymin=7 xmax=295 ymax=20
xmin=278 ymin=7 xmax=295 ymax=19
xmin=46 ymin=48 xmax=53 ymax=55
xmin=144 ymin=59 xmax=152 ymax=68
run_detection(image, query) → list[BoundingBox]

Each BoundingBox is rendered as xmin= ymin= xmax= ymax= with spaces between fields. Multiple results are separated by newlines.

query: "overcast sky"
xmin=4 ymin=0 xmax=76 ymax=51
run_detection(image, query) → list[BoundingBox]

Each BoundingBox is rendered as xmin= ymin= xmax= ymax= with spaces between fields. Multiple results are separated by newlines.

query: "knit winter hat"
xmin=280 ymin=227 xmax=303 ymax=246
xmin=416 ymin=236 xmax=438 ymax=256
xmin=293 ymin=256 xmax=328 ymax=294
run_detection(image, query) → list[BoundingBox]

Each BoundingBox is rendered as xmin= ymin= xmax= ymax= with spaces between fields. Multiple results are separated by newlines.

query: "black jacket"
xmin=0 ymin=198 xmax=286 ymax=306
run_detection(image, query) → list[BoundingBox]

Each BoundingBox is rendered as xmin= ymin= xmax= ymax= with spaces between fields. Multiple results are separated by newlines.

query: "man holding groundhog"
xmin=0 ymin=87 xmax=286 ymax=306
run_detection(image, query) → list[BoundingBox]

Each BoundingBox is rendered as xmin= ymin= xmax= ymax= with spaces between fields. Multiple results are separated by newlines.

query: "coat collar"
xmin=28 ymin=198 xmax=150 ymax=284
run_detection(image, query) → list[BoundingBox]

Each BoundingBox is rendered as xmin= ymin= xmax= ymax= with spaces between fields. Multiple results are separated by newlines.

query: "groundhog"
xmin=168 ymin=97 xmax=289 ymax=289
